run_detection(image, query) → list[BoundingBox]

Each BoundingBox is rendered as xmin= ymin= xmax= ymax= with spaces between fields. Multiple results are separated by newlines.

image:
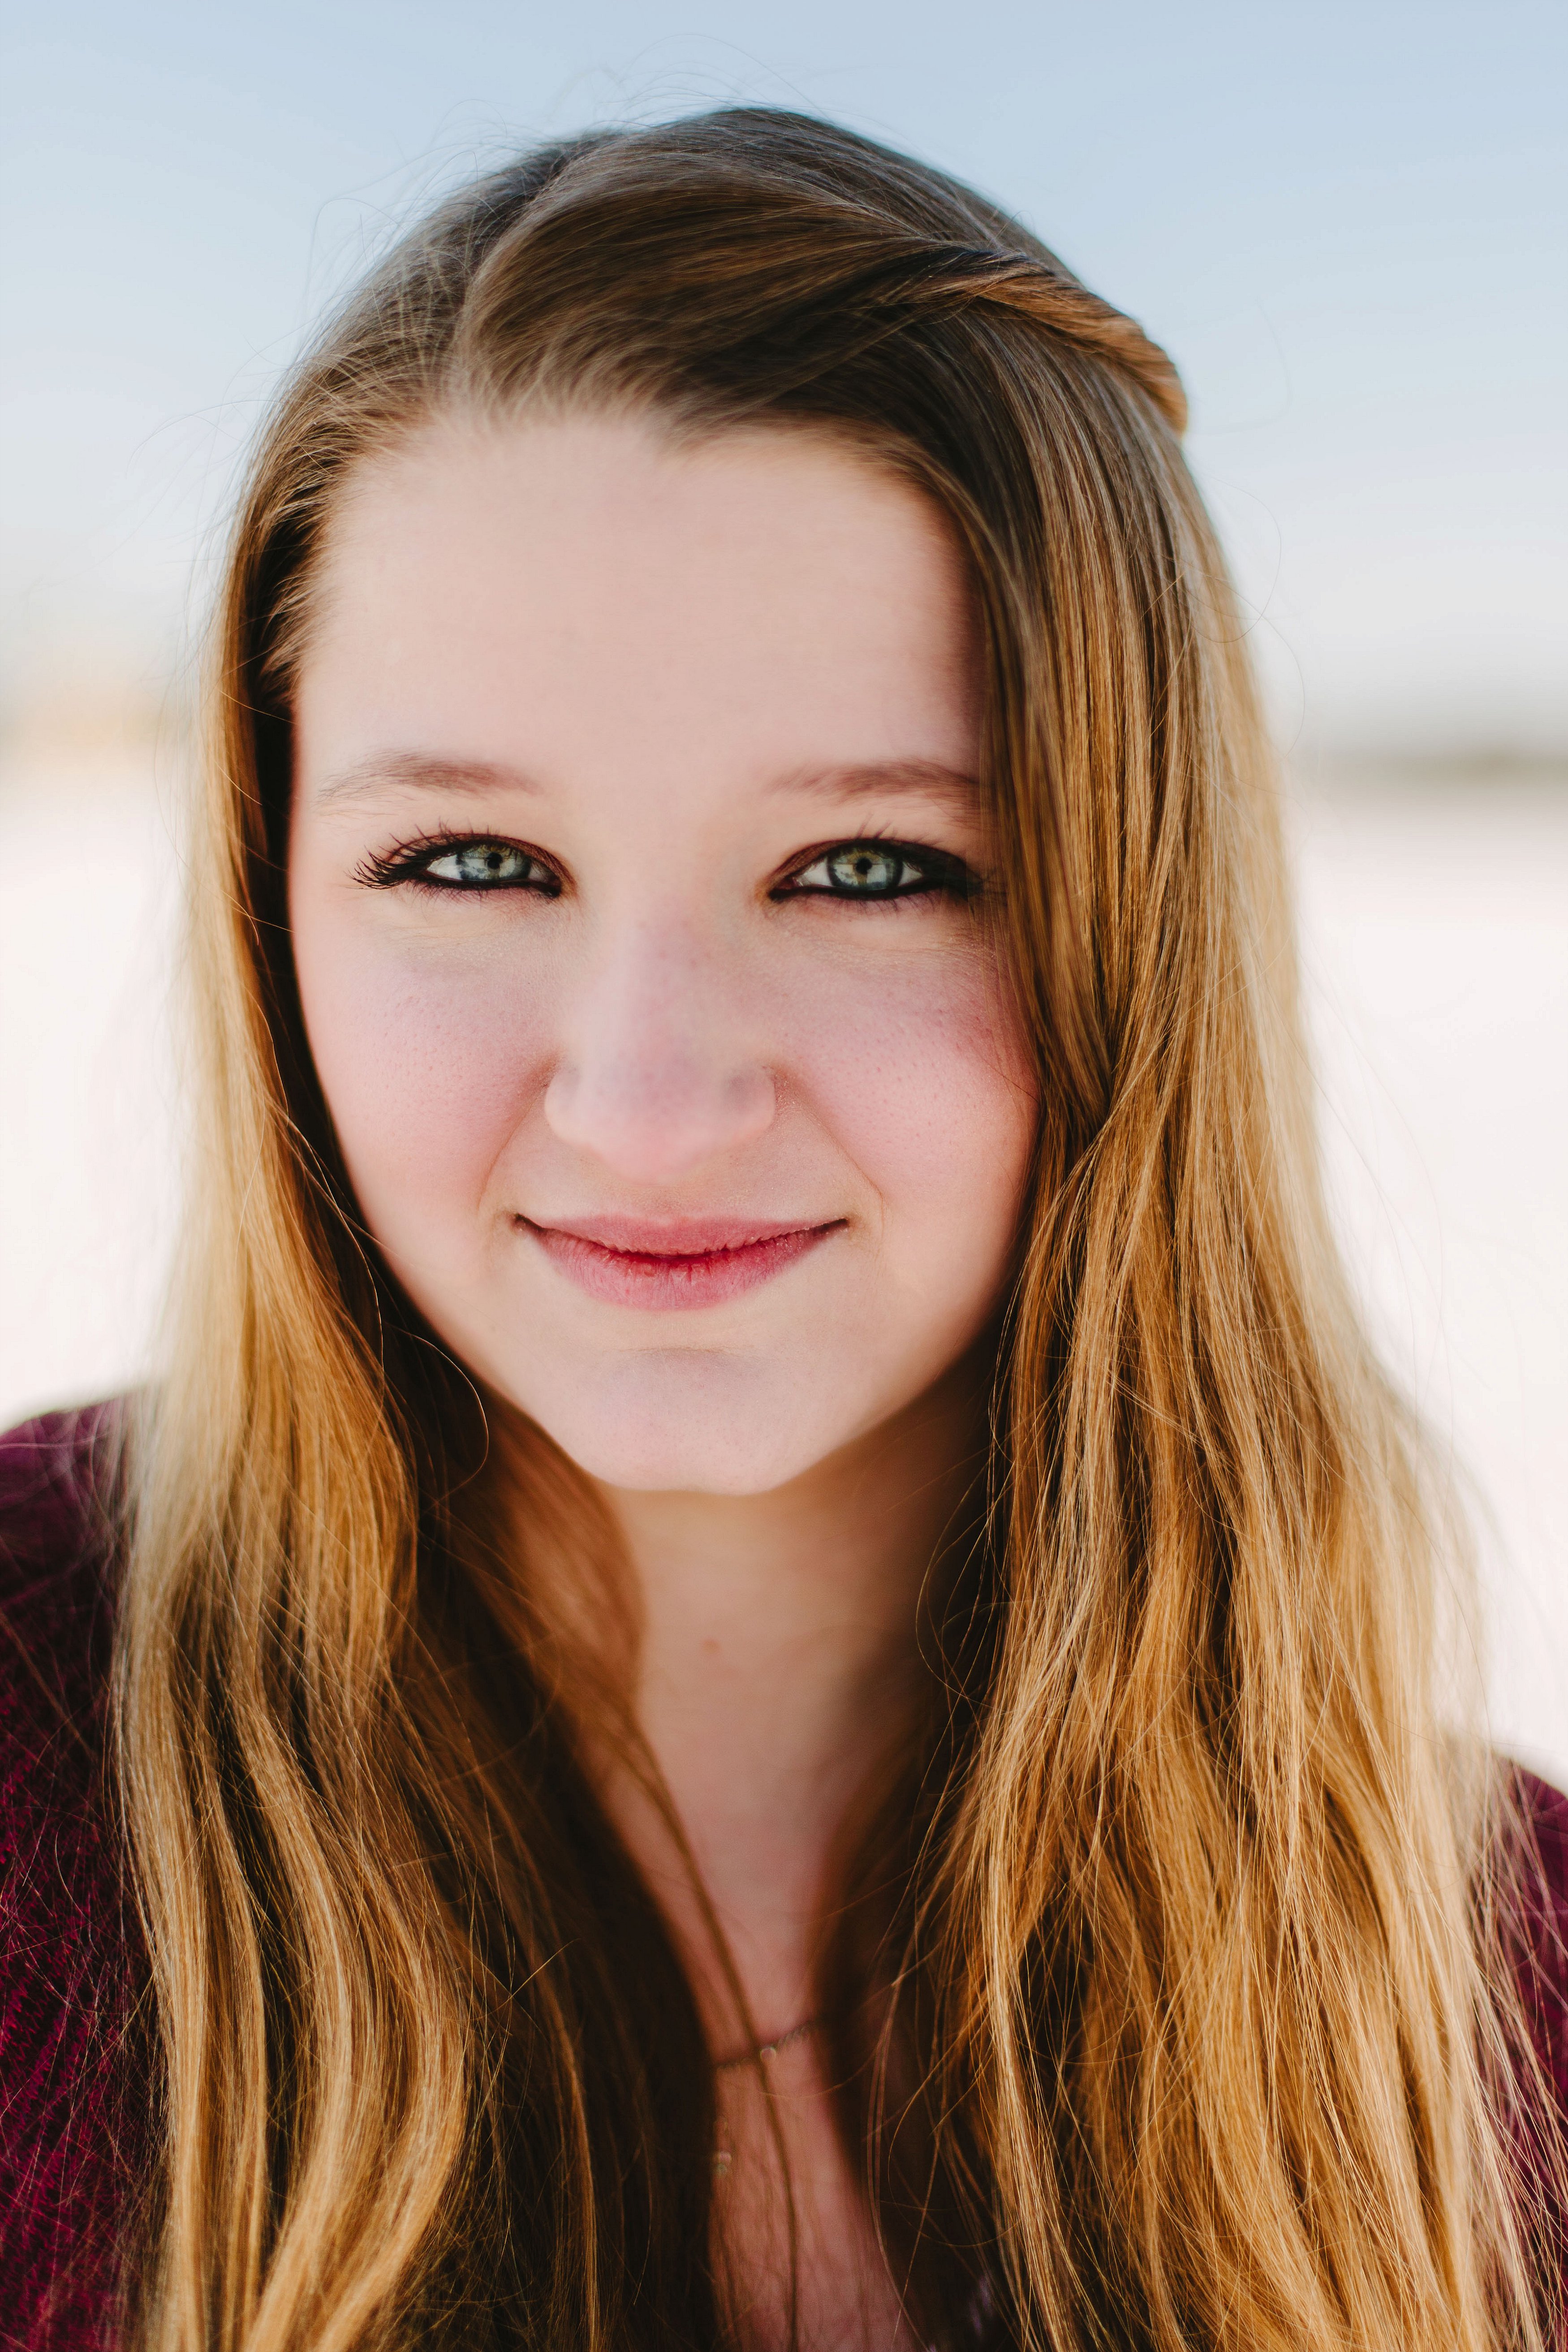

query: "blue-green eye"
xmin=782 ymin=840 xmax=969 ymax=900
xmin=358 ymin=836 xmax=561 ymax=893
xmin=422 ymin=841 xmax=547 ymax=887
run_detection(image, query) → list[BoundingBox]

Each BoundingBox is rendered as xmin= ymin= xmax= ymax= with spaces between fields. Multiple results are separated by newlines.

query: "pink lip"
xmin=517 ymin=1214 xmax=842 ymax=1311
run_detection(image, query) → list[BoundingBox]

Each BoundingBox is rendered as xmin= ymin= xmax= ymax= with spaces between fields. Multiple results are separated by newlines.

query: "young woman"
xmin=1 ymin=108 xmax=1564 ymax=2352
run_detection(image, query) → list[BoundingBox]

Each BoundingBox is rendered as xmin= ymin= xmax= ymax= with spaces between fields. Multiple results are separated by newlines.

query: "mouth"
xmin=515 ymin=1214 xmax=844 ymax=1311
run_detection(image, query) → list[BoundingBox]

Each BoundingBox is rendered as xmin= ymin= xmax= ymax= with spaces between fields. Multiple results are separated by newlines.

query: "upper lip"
xmin=519 ymin=1214 xmax=840 ymax=1257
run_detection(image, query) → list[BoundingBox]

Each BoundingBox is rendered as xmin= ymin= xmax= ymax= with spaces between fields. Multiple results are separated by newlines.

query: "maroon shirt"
xmin=2 ymin=1404 xmax=1565 ymax=2348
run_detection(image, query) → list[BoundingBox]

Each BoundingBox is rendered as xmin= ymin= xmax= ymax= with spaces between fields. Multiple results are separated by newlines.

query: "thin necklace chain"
xmin=713 ymin=2013 xmax=823 ymax=2071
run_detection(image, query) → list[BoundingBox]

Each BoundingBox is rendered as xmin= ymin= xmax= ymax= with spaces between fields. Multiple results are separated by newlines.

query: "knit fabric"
xmin=1 ymin=1404 xmax=1564 ymax=2346
xmin=0 ymin=1409 xmax=148 ymax=2352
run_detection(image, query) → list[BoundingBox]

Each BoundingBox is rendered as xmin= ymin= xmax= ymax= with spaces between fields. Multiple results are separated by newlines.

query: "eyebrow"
xmin=314 ymin=751 xmax=542 ymax=806
xmin=775 ymin=759 xmax=984 ymax=810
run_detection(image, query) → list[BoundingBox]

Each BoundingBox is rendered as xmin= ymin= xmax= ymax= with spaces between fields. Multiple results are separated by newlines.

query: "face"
xmin=288 ymin=411 xmax=1036 ymax=1495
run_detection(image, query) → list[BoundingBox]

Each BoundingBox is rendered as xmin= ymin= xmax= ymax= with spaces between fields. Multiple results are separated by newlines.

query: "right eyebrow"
xmin=314 ymin=751 xmax=544 ymax=807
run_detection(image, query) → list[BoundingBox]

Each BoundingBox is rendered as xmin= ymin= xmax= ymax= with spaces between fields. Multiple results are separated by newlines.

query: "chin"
xmin=501 ymin=1351 xmax=855 ymax=1497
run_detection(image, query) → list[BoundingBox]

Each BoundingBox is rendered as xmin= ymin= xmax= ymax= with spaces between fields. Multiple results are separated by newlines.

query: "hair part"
xmin=117 ymin=107 xmax=1561 ymax=2350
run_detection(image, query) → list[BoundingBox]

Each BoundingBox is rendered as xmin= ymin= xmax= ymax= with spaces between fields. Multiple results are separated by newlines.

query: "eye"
xmin=778 ymin=839 xmax=971 ymax=902
xmin=423 ymin=841 xmax=547 ymax=888
xmin=357 ymin=836 xmax=560 ymax=894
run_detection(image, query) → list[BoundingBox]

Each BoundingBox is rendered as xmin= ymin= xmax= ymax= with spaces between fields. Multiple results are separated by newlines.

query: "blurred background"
xmin=2 ymin=0 xmax=1564 ymax=1777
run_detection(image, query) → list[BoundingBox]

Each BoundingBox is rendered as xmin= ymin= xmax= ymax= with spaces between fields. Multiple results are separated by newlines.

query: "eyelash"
xmin=353 ymin=831 xmax=562 ymax=896
xmin=353 ymin=829 xmax=978 ymax=906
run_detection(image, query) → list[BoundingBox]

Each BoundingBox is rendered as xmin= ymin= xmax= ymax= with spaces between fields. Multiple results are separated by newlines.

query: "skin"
xmin=289 ymin=410 xmax=1037 ymax=2348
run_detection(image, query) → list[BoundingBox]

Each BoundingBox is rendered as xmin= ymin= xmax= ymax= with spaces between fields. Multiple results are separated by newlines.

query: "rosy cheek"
xmin=295 ymin=923 xmax=554 ymax=1218
xmin=772 ymin=946 xmax=1034 ymax=1215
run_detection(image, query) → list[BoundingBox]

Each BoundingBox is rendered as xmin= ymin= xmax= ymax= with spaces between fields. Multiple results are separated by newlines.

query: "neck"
xmin=590 ymin=1361 xmax=987 ymax=2046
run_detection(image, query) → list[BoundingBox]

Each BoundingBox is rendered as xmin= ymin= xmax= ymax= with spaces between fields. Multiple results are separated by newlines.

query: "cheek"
xmin=291 ymin=916 xmax=551 ymax=1219
xmin=781 ymin=943 xmax=1036 ymax=1255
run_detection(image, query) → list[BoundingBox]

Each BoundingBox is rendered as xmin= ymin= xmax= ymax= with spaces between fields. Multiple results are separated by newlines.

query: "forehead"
xmin=293 ymin=410 xmax=982 ymax=798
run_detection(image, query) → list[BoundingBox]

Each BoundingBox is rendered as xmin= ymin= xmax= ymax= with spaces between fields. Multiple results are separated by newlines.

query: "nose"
xmin=543 ymin=919 xmax=777 ymax=1182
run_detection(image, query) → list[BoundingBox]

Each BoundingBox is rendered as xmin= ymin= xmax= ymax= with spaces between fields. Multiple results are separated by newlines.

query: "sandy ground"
xmin=2 ymin=751 xmax=1564 ymax=1784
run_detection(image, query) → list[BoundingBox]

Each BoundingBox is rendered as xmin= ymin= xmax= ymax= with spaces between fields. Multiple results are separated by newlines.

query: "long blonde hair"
xmin=118 ymin=109 xmax=1560 ymax=2349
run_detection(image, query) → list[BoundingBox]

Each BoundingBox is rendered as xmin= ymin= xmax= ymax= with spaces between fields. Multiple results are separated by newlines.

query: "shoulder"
xmin=0 ymin=1403 xmax=123 ymax=1709
xmin=1515 ymin=1765 xmax=1568 ymax=1909
xmin=1500 ymin=1762 xmax=1568 ymax=2334
xmin=1507 ymin=1765 xmax=1568 ymax=2102
xmin=0 ymin=1404 xmax=149 ymax=2348
xmin=0 ymin=1403 xmax=125 ymax=1867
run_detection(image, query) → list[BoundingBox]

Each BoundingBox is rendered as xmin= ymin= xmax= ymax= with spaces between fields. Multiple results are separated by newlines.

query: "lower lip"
xmin=521 ymin=1221 xmax=840 ymax=1311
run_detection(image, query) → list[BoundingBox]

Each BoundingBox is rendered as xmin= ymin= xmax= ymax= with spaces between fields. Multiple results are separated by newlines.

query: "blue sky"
xmin=3 ymin=0 xmax=1564 ymax=755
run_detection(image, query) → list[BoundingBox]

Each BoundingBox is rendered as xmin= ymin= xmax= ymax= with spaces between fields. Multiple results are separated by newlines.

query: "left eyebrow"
xmin=773 ymin=759 xmax=985 ymax=811
xmin=314 ymin=751 xmax=544 ymax=807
